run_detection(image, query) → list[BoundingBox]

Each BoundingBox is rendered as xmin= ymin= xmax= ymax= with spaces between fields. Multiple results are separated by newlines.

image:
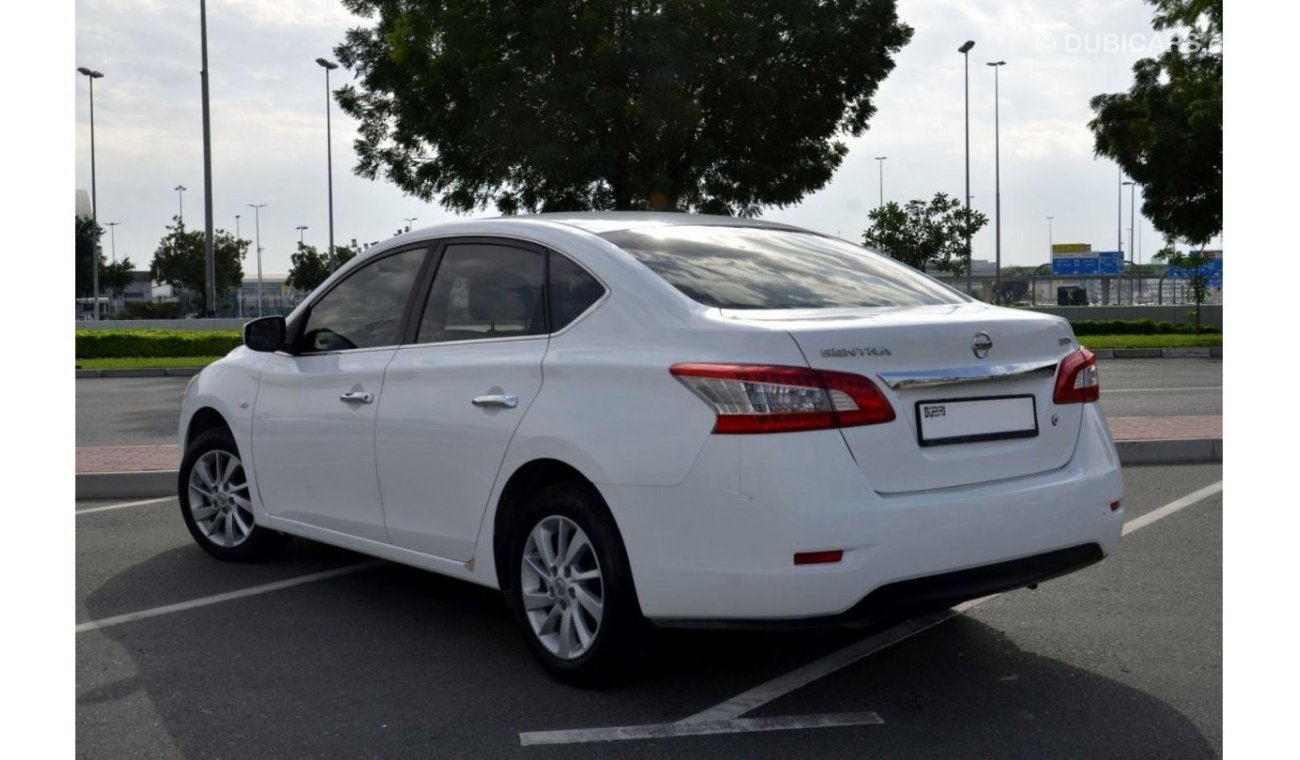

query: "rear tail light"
xmin=669 ymin=363 xmax=896 ymax=434
xmin=1053 ymin=347 xmax=1100 ymax=403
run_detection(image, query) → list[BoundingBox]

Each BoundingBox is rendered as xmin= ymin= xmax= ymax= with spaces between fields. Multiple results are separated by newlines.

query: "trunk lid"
xmin=721 ymin=303 xmax=1085 ymax=494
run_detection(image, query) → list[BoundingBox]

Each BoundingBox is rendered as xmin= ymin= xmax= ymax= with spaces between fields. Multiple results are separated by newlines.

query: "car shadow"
xmin=78 ymin=545 xmax=1217 ymax=758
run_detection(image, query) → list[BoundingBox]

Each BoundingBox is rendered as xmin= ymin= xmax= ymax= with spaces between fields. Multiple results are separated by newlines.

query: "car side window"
xmin=416 ymin=243 xmax=546 ymax=344
xmin=549 ymin=252 xmax=605 ymax=331
xmin=299 ymin=248 xmax=427 ymax=353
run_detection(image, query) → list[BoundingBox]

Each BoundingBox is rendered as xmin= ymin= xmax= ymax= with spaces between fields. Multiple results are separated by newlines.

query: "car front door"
xmin=252 ymin=246 xmax=430 ymax=542
xmin=375 ymin=239 xmax=553 ymax=561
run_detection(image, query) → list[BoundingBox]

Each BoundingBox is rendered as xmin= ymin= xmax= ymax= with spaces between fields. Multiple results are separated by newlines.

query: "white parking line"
xmin=1123 ymin=480 xmax=1222 ymax=536
xmin=519 ymin=712 xmax=883 ymax=746
xmin=75 ymin=561 xmax=386 ymax=633
xmin=521 ymin=478 xmax=1224 ymax=746
xmin=77 ymin=496 xmax=176 ymax=516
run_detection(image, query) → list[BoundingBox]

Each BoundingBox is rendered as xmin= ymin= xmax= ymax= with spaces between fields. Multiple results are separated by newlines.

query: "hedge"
xmin=76 ymin=329 xmax=244 ymax=359
xmin=1068 ymin=319 xmax=1220 ymax=336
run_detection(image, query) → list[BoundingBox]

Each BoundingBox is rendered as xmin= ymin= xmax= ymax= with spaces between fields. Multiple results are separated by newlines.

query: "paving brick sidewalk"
xmin=74 ymin=415 xmax=1223 ymax=474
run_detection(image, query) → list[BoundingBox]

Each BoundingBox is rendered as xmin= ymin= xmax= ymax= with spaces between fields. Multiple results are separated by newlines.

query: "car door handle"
xmin=472 ymin=394 xmax=519 ymax=409
xmin=339 ymin=391 xmax=374 ymax=404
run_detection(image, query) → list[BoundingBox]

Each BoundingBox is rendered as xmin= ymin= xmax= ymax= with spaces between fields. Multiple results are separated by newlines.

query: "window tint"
xmin=416 ymin=243 xmax=545 ymax=343
xmin=600 ymin=226 xmax=967 ymax=309
xmin=300 ymin=248 xmax=426 ymax=352
xmin=549 ymin=252 xmax=605 ymax=330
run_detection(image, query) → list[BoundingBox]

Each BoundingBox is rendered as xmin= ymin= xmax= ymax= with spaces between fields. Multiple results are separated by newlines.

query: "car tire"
xmin=506 ymin=481 xmax=653 ymax=687
xmin=178 ymin=428 xmax=288 ymax=562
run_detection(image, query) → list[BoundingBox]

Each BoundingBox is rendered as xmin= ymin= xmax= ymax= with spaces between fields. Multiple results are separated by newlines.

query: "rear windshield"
xmin=599 ymin=226 xmax=968 ymax=309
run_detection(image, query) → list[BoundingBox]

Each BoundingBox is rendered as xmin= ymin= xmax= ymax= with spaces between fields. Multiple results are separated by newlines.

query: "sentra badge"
xmin=820 ymin=347 xmax=893 ymax=358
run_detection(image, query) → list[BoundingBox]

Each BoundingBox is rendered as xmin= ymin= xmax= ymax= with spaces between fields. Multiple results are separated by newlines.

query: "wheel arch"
xmin=185 ymin=406 xmax=233 ymax=449
xmin=491 ymin=458 xmax=605 ymax=593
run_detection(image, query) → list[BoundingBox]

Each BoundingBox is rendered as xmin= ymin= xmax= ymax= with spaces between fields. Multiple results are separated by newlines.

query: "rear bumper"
xmin=600 ymin=404 xmax=1124 ymax=622
xmin=656 ymin=543 xmax=1103 ymax=629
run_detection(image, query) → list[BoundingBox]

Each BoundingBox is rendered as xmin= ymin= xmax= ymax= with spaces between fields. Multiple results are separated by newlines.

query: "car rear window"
xmin=599 ymin=225 xmax=967 ymax=309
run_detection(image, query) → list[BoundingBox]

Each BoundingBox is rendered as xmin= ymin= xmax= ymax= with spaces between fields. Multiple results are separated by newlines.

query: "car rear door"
xmin=251 ymin=246 xmax=431 ymax=542
xmin=374 ymin=239 xmax=550 ymax=562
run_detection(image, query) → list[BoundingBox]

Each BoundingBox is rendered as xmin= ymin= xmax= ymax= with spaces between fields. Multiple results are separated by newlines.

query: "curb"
xmin=75 ymin=437 xmax=1223 ymax=500
xmin=77 ymin=470 xmax=176 ymax=500
xmin=76 ymin=367 xmax=204 ymax=379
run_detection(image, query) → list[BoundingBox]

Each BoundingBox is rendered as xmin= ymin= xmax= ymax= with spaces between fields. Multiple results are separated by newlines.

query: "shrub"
xmin=75 ymin=329 xmax=243 ymax=359
xmin=1069 ymin=319 xmax=1219 ymax=336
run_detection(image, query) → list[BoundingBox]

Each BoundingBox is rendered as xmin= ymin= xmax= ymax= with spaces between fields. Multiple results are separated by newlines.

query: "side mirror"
xmin=243 ymin=316 xmax=286 ymax=353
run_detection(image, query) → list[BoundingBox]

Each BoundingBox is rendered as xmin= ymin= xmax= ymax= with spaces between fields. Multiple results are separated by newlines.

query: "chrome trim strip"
xmin=877 ymin=360 xmax=1059 ymax=391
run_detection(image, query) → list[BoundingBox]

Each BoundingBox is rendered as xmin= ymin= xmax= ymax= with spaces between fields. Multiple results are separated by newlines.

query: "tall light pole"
xmin=200 ymin=0 xmax=217 ymax=317
xmin=873 ymin=156 xmax=887 ymax=209
xmin=959 ymin=40 xmax=975 ymax=294
xmin=297 ymin=225 xmax=309 ymax=245
xmin=78 ymin=66 xmax=105 ymax=320
xmin=316 ymin=58 xmax=339 ymax=273
xmin=403 ymin=217 xmax=418 ymax=232
xmin=1124 ymin=180 xmax=1137 ymax=300
xmin=174 ymin=185 xmax=187 ymax=223
xmin=105 ymin=222 xmax=120 ymax=263
xmin=1046 ymin=216 xmax=1054 ymax=255
xmin=987 ymin=60 xmax=1006 ymax=303
xmin=248 ymin=203 xmax=266 ymax=316
xmin=235 ymin=214 xmax=241 ymax=243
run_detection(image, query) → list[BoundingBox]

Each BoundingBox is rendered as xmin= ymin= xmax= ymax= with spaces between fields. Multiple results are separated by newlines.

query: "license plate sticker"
xmin=915 ymin=395 xmax=1038 ymax=447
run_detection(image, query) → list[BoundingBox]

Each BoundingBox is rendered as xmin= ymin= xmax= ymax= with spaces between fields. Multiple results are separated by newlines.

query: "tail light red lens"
xmin=669 ymin=363 xmax=896 ymax=434
xmin=1053 ymin=348 xmax=1100 ymax=403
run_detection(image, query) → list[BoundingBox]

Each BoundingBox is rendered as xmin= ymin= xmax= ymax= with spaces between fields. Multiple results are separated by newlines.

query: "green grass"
xmin=76 ymin=356 xmax=223 ymax=370
xmin=1079 ymin=334 xmax=1222 ymax=349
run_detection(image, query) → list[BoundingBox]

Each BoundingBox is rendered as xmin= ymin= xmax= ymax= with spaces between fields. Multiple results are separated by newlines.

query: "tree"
xmin=285 ymin=242 xmax=359 ymax=293
xmin=150 ymin=218 xmax=247 ymax=306
xmin=1153 ymin=242 xmax=1214 ymax=331
xmin=862 ymin=193 xmax=988 ymax=275
xmin=1088 ymin=0 xmax=1221 ymax=245
xmin=100 ymin=257 xmax=135 ymax=313
xmin=76 ymin=215 xmax=104 ymax=299
xmin=335 ymin=1 xmax=912 ymax=215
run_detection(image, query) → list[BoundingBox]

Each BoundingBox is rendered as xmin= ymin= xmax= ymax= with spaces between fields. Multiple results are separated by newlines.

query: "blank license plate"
xmin=915 ymin=395 xmax=1038 ymax=447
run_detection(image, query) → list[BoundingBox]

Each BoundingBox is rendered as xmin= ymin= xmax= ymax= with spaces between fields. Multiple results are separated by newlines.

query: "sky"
xmin=73 ymin=0 xmax=1222 ymax=277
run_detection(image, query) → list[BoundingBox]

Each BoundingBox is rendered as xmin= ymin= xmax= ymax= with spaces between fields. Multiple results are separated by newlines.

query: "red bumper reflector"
xmin=794 ymin=550 xmax=844 ymax=566
xmin=1110 ymin=500 xmax=1122 ymax=512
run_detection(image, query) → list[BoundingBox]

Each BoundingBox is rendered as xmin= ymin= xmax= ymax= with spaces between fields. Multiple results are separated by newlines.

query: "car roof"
xmin=490 ymin=211 xmax=814 ymax=236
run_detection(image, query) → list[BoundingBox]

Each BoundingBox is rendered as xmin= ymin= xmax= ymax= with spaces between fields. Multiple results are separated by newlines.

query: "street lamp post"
xmin=200 ymin=0 xmax=217 ymax=317
xmin=1046 ymin=216 xmax=1054 ymax=255
xmin=316 ymin=58 xmax=339 ymax=273
xmin=297 ymin=225 xmax=309 ymax=245
xmin=175 ymin=185 xmax=187 ymax=224
xmin=403 ymin=217 xmax=418 ymax=232
xmin=78 ymin=66 xmax=105 ymax=320
xmin=1123 ymin=180 xmax=1137 ymax=301
xmin=873 ymin=156 xmax=887 ymax=210
xmin=235 ymin=214 xmax=241 ymax=243
xmin=248 ymin=203 xmax=266 ymax=316
xmin=987 ymin=60 xmax=1006 ymax=304
xmin=105 ymin=222 xmax=120 ymax=264
xmin=959 ymin=40 xmax=975 ymax=294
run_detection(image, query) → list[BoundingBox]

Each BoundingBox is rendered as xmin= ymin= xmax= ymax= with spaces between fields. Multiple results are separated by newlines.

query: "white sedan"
xmin=178 ymin=213 xmax=1124 ymax=685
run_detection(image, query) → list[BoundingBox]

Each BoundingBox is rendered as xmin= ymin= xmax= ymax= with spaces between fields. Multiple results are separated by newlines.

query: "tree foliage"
xmin=335 ymin=0 xmax=912 ymax=215
xmin=100 ymin=258 xmax=135 ymax=303
xmin=76 ymin=215 xmax=103 ymax=299
xmin=149 ymin=218 xmax=247 ymax=299
xmin=1088 ymin=0 xmax=1221 ymax=245
xmin=285 ymin=242 xmax=360 ymax=293
xmin=862 ymin=193 xmax=987 ymax=275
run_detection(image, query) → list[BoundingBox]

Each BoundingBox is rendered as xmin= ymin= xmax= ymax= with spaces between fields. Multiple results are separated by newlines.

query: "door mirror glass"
xmin=244 ymin=316 xmax=286 ymax=352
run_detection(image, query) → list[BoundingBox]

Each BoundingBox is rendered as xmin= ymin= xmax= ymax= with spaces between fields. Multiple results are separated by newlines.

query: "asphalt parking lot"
xmin=76 ymin=463 xmax=1222 ymax=759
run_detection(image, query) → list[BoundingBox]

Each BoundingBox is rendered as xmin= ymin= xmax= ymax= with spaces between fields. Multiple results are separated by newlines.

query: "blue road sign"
xmin=1098 ymin=251 xmax=1123 ymax=275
